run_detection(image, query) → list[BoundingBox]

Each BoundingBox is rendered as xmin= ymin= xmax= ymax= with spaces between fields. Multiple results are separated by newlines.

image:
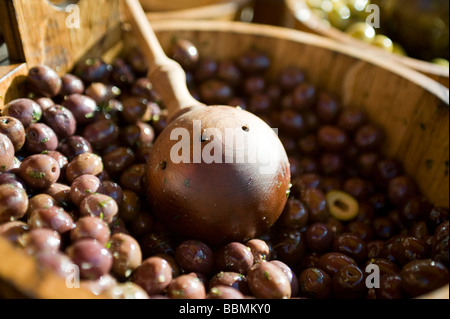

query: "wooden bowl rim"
xmin=143 ymin=0 xmax=251 ymax=14
xmin=284 ymin=0 xmax=449 ymax=79
xmin=145 ymin=0 xmax=252 ymax=21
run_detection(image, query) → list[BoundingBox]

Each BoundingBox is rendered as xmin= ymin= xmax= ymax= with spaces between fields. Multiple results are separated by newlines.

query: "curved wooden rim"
xmin=285 ymin=0 xmax=449 ymax=80
xmin=145 ymin=0 xmax=251 ymax=21
xmin=151 ymin=19 xmax=449 ymax=105
xmin=140 ymin=0 xmax=221 ymax=12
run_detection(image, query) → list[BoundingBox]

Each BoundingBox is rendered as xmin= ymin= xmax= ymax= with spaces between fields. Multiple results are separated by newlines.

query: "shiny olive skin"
xmin=199 ymin=79 xmax=234 ymax=105
xmin=18 ymin=154 xmax=60 ymax=189
xmin=306 ymin=223 xmax=335 ymax=253
xmin=246 ymin=238 xmax=271 ymax=263
xmin=19 ymin=228 xmax=61 ymax=255
xmin=215 ymin=242 xmax=254 ymax=275
xmin=171 ymin=38 xmax=199 ymax=71
xmin=207 ymin=285 xmax=244 ymax=299
xmin=73 ymin=57 xmax=112 ymax=84
xmin=69 ymin=174 xmax=105 ymax=207
xmin=273 ymin=229 xmax=307 ymax=267
xmin=61 ymin=94 xmax=97 ymax=125
xmin=70 ymin=216 xmax=110 ymax=245
xmin=65 ymin=152 xmax=103 ymax=183
xmin=376 ymin=274 xmax=406 ymax=299
xmin=120 ymin=122 xmax=155 ymax=149
xmin=118 ymin=190 xmax=141 ymax=223
xmin=59 ymin=135 xmax=93 ymax=161
xmin=34 ymin=251 xmax=76 ymax=279
xmin=332 ymin=232 xmax=368 ymax=264
xmin=332 ymin=265 xmax=367 ymax=299
xmin=387 ymin=176 xmax=418 ymax=208
xmin=43 ymin=182 xmax=71 ymax=209
xmin=270 ymin=260 xmax=299 ymax=297
xmin=109 ymin=232 xmax=142 ymax=279
xmin=278 ymin=67 xmax=305 ymax=92
xmin=400 ymin=259 xmax=449 ymax=297
xmin=167 ymin=273 xmax=206 ymax=299
xmin=101 ymin=180 xmax=124 ymax=206
xmin=301 ymin=188 xmax=329 ymax=223
xmin=0 ymin=133 xmax=15 ymax=172
xmin=354 ymin=124 xmax=385 ymax=151
xmin=25 ymin=123 xmax=59 ymax=153
xmin=432 ymin=220 xmax=449 ymax=266
xmin=79 ymin=193 xmax=118 ymax=224
xmin=208 ymin=272 xmax=250 ymax=296
xmin=217 ymin=60 xmax=242 ymax=87
xmin=247 ymin=261 xmax=291 ymax=299
xmin=28 ymin=194 xmax=56 ymax=217
xmin=318 ymin=252 xmax=357 ymax=277
xmin=175 ymin=240 xmax=214 ymax=276
xmin=119 ymin=164 xmax=146 ymax=195
xmin=299 ymin=267 xmax=332 ymax=299
xmin=279 ymin=198 xmax=309 ymax=230
xmin=381 ymin=235 xmax=429 ymax=266
xmin=2 ymin=98 xmax=42 ymax=127
xmin=42 ymin=105 xmax=77 ymax=138
xmin=0 ymin=221 xmax=30 ymax=245
xmin=0 ymin=116 xmax=26 ymax=152
xmin=27 ymin=65 xmax=62 ymax=98
xmin=317 ymin=125 xmax=349 ymax=152
xmin=131 ymin=256 xmax=173 ymax=296
xmin=102 ymin=147 xmax=135 ymax=178
xmin=120 ymin=96 xmax=153 ymax=124
xmin=111 ymin=58 xmax=136 ymax=89
xmin=103 ymin=282 xmax=150 ymax=299
xmin=28 ymin=206 xmax=74 ymax=235
xmin=131 ymin=78 xmax=159 ymax=102
xmin=59 ymin=73 xmax=85 ymax=97
xmin=237 ymin=50 xmax=270 ymax=75
xmin=66 ymin=238 xmax=112 ymax=280
xmin=82 ymin=119 xmax=119 ymax=151
xmin=0 ymin=183 xmax=29 ymax=223
xmin=34 ymin=97 xmax=55 ymax=111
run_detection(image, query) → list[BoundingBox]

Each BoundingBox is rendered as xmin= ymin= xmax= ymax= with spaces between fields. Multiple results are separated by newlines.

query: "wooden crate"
xmin=0 ymin=0 xmax=448 ymax=299
xmin=284 ymin=0 xmax=450 ymax=88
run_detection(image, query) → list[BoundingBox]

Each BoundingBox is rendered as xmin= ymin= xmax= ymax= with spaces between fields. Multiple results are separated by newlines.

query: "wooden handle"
xmin=123 ymin=0 xmax=204 ymax=117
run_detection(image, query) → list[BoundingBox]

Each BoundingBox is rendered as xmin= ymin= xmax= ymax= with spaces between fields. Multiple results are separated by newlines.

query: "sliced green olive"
xmin=326 ymin=190 xmax=359 ymax=221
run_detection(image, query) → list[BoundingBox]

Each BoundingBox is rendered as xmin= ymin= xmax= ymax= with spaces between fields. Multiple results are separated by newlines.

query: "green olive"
xmin=306 ymin=0 xmax=324 ymax=9
xmin=372 ymin=34 xmax=394 ymax=52
xmin=345 ymin=0 xmax=370 ymax=19
xmin=328 ymin=3 xmax=352 ymax=30
xmin=392 ymin=42 xmax=407 ymax=56
xmin=345 ymin=22 xmax=375 ymax=43
xmin=431 ymin=58 xmax=450 ymax=68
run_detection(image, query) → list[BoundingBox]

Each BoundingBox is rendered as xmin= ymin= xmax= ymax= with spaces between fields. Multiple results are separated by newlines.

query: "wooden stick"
xmin=123 ymin=0 xmax=204 ymax=118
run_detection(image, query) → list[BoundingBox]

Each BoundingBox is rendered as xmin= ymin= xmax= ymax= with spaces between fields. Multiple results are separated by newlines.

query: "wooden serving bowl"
xmin=284 ymin=0 xmax=450 ymax=88
xmin=141 ymin=0 xmax=254 ymax=21
xmin=0 ymin=0 xmax=448 ymax=298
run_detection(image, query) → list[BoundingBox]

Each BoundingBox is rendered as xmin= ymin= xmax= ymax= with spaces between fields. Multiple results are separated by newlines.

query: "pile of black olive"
xmin=0 ymin=37 xmax=448 ymax=299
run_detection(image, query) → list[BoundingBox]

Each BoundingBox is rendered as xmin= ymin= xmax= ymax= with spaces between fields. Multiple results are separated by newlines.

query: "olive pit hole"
xmin=333 ymin=199 xmax=349 ymax=211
